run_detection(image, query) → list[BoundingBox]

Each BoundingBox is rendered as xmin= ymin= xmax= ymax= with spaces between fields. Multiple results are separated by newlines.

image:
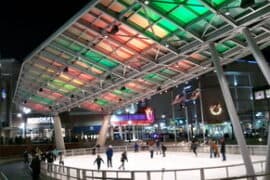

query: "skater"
xmin=134 ymin=142 xmax=139 ymax=152
xmin=46 ymin=151 xmax=54 ymax=172
xmin=155 ymin=139 xmax=161 ymax=155
xmin=58 ymin=151 xmax=64 ymax=172
xmin=106 ymin=145 xmax=113 ymax=168
xmin=161 ymin=144 xmax=167 ymax=157
xmin=213 ymin=141 xmax=220 ymax=158
xmin=220 ymin=138 xmax=226 ymax=161
xmin=93 ymin=154 xmax=104 ymax=171
xmin=149 ymin=145 xmax=154 ymax=158
xmin=209 ymin=139 xmax=214 ymax=158
xmin=30 ymin=153 xmax=41 ymax=180
xmin=23 ymin=149 xmax=29 ymax=164
xmin=118 ymin=151 xmax=128 ymax=170
xmin=191 ymin=140 xmax=198 ymax=156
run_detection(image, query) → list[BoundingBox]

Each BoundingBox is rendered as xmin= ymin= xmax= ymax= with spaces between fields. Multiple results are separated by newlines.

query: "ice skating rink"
xmin=58 ymin=151 xmax=266 ymax=180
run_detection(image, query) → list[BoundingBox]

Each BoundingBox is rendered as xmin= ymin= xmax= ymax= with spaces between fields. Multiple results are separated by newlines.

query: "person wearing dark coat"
xmin=118 ymin=151 xmax=128 ymax=170
xmin=191 ymin=140 xmax=198 ymax=156
xmin=93 ymin=155 xmax=104 ymax=171
xmin=30 ymin=154 xmax=41 ymax=180
xmin=220 ymin=138 xmax=226 ymax=161
xmin=106 ymin=145 xmax=113 ymax=168
xmin=23 ymin=150 xmax=29 ymax=164
xmin=161 ymin=144 xmax=167 ymax=157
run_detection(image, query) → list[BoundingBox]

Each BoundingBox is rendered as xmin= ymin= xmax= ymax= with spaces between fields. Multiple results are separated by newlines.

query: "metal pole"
xmin=265 ymin=121 xmax=270 ymax=180
xmin=198 ymin=81 xmax=206 ymax=143
xmin=209 ymin=42 xmax=256 ymax=177
xmin=171 ymin=90 xmax=177 ymax=142
xmin=242 ymin=28 xmax=270 ymax=85
xmin=185 ymin=105 xmax=190 ymax=142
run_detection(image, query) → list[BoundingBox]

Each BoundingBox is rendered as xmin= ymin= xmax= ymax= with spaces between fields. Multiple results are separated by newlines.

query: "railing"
xmin=41 ymin=144 xmax=268 ymax=180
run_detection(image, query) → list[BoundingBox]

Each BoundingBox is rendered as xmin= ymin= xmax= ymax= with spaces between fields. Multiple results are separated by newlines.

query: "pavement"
xmin=0 ymin=158 xmax=32 ymax=180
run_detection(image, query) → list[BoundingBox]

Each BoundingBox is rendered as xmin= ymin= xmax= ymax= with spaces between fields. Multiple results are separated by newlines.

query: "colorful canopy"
xmin=14 ymin=0 xmax=270 ymax=114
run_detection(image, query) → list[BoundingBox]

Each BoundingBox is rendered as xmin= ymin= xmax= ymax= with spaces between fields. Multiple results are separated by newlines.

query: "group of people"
xmin=190 ymin=138 xmax=226 ymax=161
xmin=23 ymin=147 xmax=64 ymax=180
xmin=93 ymin=145 xmax=128 ymax=171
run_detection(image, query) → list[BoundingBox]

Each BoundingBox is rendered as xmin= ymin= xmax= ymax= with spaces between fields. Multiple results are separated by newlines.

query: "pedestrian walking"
xmin=93 ymin=155 xmax=104 ymax=171
xmin=106 ymin=145 xmax=113 ymax=168
xmin=30 ymin=154 xmax=41 ymax=180
xmin=155 ymin=139 xmax=161 ymax=155
xmin=134 ymin=142 xmax=139 ymax=152
xmin=118 ymin=151 xmax=128 ymax=170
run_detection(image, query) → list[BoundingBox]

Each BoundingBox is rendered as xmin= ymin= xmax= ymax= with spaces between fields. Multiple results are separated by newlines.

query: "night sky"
xmin=0 ymin=1 xmax=89 ymax=62
xmin=0 ymin=1 xmax=269 ymax=63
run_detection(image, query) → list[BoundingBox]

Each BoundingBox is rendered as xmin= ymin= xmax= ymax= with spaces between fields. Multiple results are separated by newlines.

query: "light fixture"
xmin=17 ymin=113 xmax=22 ymax=118
xmin=225 ymin=11 xmax=230 ymax=16
xmin=63 ymin=67 xmax=69 ymax=72
xmin=144 ymin=0 xmax=149 ymax=5
xmin=110 ymin=25 xmax=119 ymax=34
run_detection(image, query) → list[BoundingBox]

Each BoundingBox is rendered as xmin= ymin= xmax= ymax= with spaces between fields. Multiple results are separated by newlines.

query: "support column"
xmin=132 ymin=125 xmax=136 ymax=140
xmin=199 ymin=81 xmax=206 ymax=142
xmin=242 ymin=28 xmax=270 ymax=178
xmin=119 ymin=126 xmax=123 ymax=140
xmin=96 ymin=115 xmax=111 ymax=146
xmin=209 ymin=42 xmax=255 ymax=176
xmin=265 ymin=122 xmax=270 ymax=179
xmin=53 ymin=115 xmax=65 ymax=151
xmin=185 ymin=106 xmax=190 ymax=142
xmin=242 ymin=28 xmax=270 ymax=85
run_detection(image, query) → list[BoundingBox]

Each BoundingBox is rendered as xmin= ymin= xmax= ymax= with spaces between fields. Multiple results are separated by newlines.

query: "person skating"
xmin=93 ymin=154 xmax=104 ymax=171
xmin=149 ymin=145 xmax=154 ymax=158
xmin=23 ymin=149 xmax=29 ymax=165
xmin=106 ymin=145 xmax=113 ymax=168
xmin=134 ymin=142 xmax=139 ymax=152
xmin=220 ymin=138 xmax=226 ymax=161
xmin=58 ymin=151 xmax=64 ymax=172
xmin=191 ymin=140 xmax=198 ymax=156
xmin=118 ymin=151 xmax=128 ymax=170
xmin=161 ymin=144 xmax=167 ymax=157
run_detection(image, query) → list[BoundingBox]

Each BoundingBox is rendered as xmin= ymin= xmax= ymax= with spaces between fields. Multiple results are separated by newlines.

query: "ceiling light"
xmin=165 ymin=43 xmax=169 ymax=48
xmin=225 ymin=11 xmax=230 ymax=16
xmin=104 ymin=35 xmax=108 ymax=39
xmin=144 ymin=0 xmax=149 ymax=5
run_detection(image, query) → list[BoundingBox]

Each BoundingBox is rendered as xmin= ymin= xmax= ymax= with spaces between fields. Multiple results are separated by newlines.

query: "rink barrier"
xmin=41 ymin=144 xmax=268 ymax=180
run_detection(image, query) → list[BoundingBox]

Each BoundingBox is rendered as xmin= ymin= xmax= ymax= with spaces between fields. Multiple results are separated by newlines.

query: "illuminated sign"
xmin=111 ymin=108 xmax=154 ymax=125
xmin=209 ymin=104 xmax=222 ymax=116
xmin=27 ymin=117 xmax=53 ymax=124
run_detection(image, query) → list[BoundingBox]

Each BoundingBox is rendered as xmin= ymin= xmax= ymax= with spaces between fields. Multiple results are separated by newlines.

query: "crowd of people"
xmin=23 ymin=147 xmax=64 ymax=180
xmin=23 ymin=137 xmax=227 ymax=178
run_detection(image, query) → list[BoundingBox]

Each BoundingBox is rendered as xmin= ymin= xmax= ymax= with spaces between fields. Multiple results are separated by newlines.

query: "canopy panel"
xmin=14 ymin=0 xmax=270 ymax=114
